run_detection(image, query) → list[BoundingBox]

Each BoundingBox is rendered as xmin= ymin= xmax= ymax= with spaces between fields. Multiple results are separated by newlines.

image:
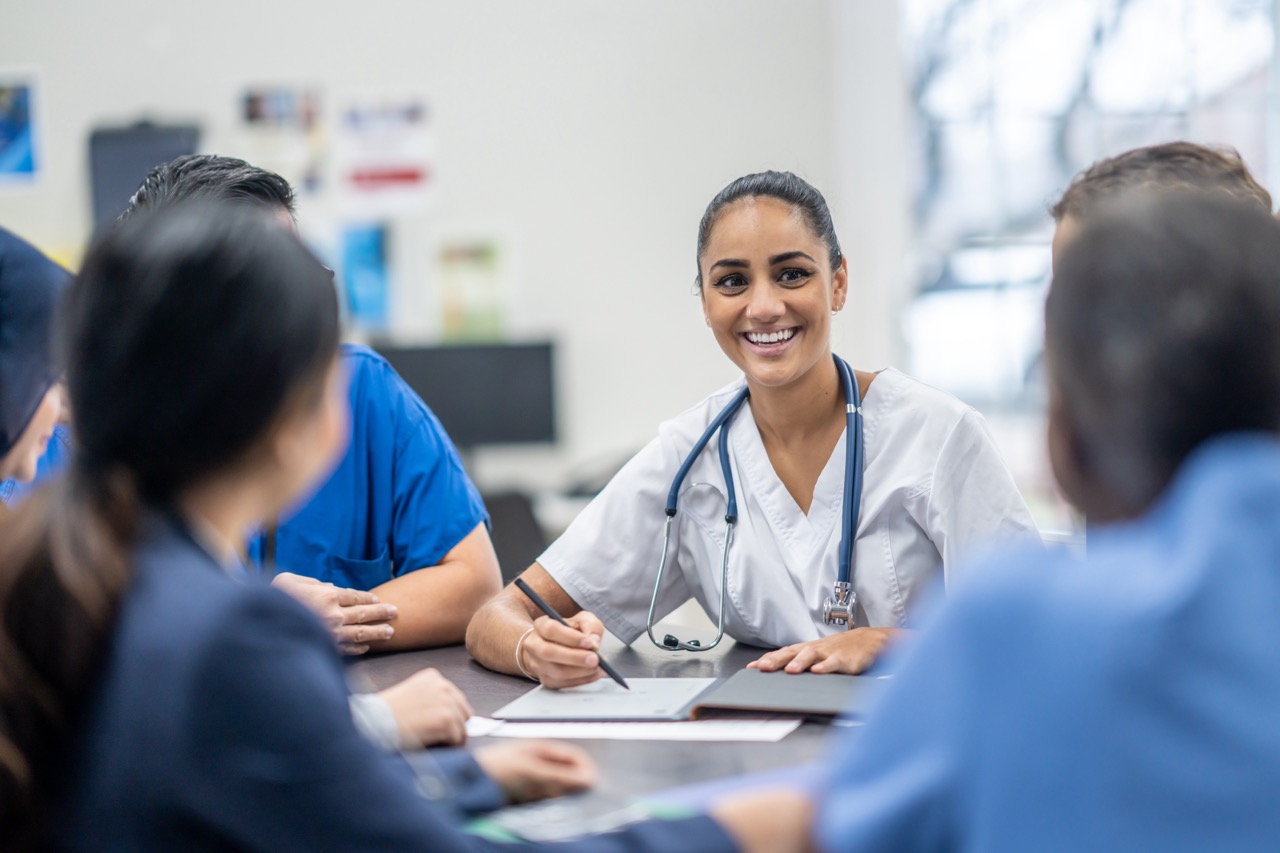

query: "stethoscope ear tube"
xmin=836 ymin=356 xmax=863 ymax=589
xmin=664 ymin=386 xmax=749 ymax=514
xmin=649 ymin=386 xmax=748 ymax=653
xmin=827 ymin=355 xmax=864 ymax=629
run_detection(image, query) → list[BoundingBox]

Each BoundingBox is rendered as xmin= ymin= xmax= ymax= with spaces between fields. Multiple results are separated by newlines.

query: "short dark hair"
xmin=696 ymin=171 xmax=843 ymax=288
xmin=1051 ymin=142 xmax=1272 ymax=222
xmin=120 ymin=154 xmax=296 ymax=221
xmin=1046 ymin=188 xmax=1280 ymax=512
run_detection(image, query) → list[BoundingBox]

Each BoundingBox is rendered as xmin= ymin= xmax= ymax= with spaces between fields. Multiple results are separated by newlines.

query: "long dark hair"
xmin=0 ymin=203 xmax=339 ymax=846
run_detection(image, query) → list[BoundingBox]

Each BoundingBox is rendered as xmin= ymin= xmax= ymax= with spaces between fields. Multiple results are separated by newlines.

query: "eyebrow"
xmin=709 ymin=251 xmax=817 ymax=273
xmin=769 ymin=251 xmax=817 ymax=265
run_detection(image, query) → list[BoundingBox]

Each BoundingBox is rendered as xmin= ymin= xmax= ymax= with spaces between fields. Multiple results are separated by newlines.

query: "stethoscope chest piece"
xmin=823 ymin=580 xmax=857 ymax=630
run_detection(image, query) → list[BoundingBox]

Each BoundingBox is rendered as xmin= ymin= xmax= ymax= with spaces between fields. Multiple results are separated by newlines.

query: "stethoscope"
xmin=646 ymin=353 xmax=865 ymax=652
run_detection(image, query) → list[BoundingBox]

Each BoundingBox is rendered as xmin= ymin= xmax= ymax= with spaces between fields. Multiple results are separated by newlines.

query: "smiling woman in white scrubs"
xmin=467 ymin=171 xmax=1040 ymax=687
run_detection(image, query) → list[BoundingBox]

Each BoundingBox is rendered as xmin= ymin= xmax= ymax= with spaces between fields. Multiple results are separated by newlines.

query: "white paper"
xmin=465 ymin=716 xmax=801 ymax=743
xmin=465 ymin=716 xmax=506 ymax=737
xmin=492 ymin=677 xmax=717 ymax=722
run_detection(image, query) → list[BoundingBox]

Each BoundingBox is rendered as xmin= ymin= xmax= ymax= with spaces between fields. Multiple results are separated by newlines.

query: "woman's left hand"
xmin=473 ymin=740 xmax=598 ymax=804
xmin=746 ymin=627 xmax=900 ymax=675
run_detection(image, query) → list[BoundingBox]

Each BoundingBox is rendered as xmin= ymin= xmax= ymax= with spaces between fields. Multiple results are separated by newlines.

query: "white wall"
xmin=0 ymin=0 xmax=909 ymax=492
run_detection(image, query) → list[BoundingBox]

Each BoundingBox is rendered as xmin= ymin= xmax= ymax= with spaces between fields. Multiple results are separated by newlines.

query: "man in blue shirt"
xmin=120 ymin=155 xmax=502 ymax=653
xmin=817 ymin=189 xmax=1280 ymax=850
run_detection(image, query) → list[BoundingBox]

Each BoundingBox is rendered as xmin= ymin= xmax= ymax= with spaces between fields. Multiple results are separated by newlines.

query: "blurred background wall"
xmin=0 ymin=1 xmax=909 ymax=506
xmin=3 ymin=0 xmax=1275 ymax=546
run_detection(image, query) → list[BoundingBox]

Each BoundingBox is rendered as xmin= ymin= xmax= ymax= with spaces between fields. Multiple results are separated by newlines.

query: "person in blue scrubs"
xmin=121 ymin=154 xmax=502 ymax=653
xmin=816 ymin=189 xmax=1280 ymax=850
xmin=0 ymin=201 xmax=805 ymax=851
xmin=0 ymin=227 xmax=68 ymax=498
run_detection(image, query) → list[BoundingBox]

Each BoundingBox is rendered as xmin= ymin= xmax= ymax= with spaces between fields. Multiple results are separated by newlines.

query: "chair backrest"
xmin=482 ymin=490 xmax=548 ymax=584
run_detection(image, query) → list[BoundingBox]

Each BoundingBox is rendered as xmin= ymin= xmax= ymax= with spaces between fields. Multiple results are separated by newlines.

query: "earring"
xmin=705 ymin=317 xmax=711 ymax=327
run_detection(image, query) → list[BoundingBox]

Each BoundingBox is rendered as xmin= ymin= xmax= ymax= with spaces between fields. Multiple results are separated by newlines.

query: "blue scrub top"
xmin=247 ymin=344 xmax=488 ymax=590
xmin=817 ymin=434 xmax=1280 ymax=852
xmin=0 ymin=423 xmax=70 ymax=506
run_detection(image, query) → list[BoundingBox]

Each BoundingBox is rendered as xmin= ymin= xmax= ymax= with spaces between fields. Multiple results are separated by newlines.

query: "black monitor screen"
xmin=375 ymin=342 xmax=556 ymax=448
xmin=89 ymin=124 xmax=200 ymax=230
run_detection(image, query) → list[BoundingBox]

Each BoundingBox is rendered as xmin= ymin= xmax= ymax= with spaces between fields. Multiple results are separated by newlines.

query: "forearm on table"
xmin=465 ymin=562 xmax=579 ymax=676
xmin=366 ymin=524 xmax=502 ymax=651
xmin=465 ymin=585 xmax=540 ymax=676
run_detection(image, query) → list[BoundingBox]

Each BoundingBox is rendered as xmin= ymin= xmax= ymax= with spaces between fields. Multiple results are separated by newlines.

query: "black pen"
xmin=514 ymin=577 xmax=630 ymax=690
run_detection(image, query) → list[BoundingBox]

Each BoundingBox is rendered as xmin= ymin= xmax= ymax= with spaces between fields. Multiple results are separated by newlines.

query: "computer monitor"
xmin=89 ymin=123 xmax=200 ymax=229
xmin=374 ymin=341 xmax=556 ymax=448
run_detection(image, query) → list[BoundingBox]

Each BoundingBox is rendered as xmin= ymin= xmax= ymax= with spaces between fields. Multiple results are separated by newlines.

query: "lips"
xmin=740 ymin=325 xmax=801 ymax=356
xmin=744 ymin=327 xmax=796 ymax=345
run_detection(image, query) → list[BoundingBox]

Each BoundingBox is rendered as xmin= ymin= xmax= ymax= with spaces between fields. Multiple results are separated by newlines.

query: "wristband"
xmin=514 ymin=627 xmax=537 ymax=681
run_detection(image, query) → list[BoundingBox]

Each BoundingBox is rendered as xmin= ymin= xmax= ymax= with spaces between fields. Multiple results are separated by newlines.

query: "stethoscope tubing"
xmin=648 ymin=353 xmax=864 ymax=650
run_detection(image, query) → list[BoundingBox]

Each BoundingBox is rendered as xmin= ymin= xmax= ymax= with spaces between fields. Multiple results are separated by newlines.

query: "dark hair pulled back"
xmin=695 ymin=171 xmax=843 ymax=288
xmin=0 ymin=203 xmax=338 ymax=847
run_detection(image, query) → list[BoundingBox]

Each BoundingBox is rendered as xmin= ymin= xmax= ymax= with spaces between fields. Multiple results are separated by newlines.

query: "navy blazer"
xmin=51 ymin=514 xmax=735 ymax=852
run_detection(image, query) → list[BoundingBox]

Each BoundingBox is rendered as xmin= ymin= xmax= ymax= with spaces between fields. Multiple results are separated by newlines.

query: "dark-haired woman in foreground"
xmin=469 ymin=171 xmax=1040 ymax=686
xmin=0 ymin=205 xmax=802 ymax=851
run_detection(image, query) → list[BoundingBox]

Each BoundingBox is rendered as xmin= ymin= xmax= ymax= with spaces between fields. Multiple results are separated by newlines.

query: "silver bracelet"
xmin=514 ymin=627 xmax=537 ymax=681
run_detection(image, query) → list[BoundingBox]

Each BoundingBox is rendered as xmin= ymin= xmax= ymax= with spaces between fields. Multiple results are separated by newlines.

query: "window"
xmin=900 ymin=0 xmax=1274 ymax=533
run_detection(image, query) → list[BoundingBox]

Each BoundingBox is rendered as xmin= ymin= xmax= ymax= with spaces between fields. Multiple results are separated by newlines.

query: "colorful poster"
xmin=239 ymin=86 xmax=324 ymax=194
xmin=437 ymin=236 xmax=507 ymax=341
xmin=333 ymin=93 xmax=434 ymax=217
xmin=342 ymin=223 xmax=390 ymax=329
xmin=0 ymin=72 xmax=39 ymax=182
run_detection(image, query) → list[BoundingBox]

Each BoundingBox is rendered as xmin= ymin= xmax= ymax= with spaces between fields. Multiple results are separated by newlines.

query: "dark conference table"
xmin=348 ymin=636 xmax=838 ymax=803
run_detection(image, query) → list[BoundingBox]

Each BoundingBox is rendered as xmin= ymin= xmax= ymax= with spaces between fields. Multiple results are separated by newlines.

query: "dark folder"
xmin=686 ymin=669 xmax=887 ymax=720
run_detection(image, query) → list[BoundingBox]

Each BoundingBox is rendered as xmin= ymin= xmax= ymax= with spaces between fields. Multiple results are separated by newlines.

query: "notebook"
xmin=686 ymin=669 xmax=887 ymax=720
xmin=490 ymin=671 xmax=885 ymax=722
xmin=492 ymin=678 xmax=716 ymax=722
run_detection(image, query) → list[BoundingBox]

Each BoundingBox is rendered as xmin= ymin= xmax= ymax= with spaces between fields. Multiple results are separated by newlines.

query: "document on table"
xmin=466 ymin=716 xmax=801 ymax=742
xmin=492 ymin=677 xmax=717 ymax=722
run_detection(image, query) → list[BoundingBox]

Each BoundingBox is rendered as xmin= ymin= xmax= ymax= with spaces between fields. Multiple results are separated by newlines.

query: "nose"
xmin=745 ymin=281 xmax=785 ymax=323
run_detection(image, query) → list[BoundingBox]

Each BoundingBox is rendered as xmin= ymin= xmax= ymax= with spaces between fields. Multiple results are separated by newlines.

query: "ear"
xmin=832 ymin=256 xmax=849 ymax=312
xmin=699 ymin=282 xmax=711 ymax=326
xmin=1045 ymin=374 xmax=1091 ymax=516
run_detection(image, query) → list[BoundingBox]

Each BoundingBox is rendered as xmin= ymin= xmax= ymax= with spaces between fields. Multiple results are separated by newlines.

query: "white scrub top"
xmin=539 ymin=367 xmax=1042 ymax=649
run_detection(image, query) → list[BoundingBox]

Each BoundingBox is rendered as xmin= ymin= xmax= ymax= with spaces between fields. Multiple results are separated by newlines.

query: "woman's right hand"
xmin=519 ymin=611 xmax=609 ymax=689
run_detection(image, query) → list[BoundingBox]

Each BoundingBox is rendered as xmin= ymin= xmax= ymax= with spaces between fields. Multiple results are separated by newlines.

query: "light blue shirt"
xmin=247 ymin=344 xmax=488 ymax=589
xmin=818 ymin=433 xmax=1280 ymax=852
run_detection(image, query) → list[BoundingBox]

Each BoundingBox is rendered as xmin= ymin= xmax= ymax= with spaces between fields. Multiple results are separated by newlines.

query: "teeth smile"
xmin=745 ymin=328 xmax=796 ymax=345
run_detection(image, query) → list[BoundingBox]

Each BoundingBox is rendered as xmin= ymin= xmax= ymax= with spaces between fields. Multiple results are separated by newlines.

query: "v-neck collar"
xmin=730 ymin=397 xmax=845 ymax=569
xmin=728 ymin=369 xmax=891 ymax=567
